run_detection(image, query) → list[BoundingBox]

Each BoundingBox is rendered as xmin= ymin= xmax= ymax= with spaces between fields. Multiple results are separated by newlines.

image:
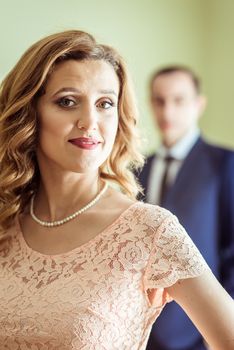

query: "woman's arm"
xmin=166 ymin=269 xmax=234 ymax=350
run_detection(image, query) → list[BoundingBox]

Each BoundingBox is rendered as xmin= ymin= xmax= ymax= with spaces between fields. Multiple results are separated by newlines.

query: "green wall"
xmin=201 ymin=0 xmax=234 ymax=149
xmin=0 ymin=0 xmax=233 ymax=153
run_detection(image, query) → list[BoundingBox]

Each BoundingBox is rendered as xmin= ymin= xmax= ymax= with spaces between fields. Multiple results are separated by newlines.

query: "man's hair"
xmin=150 ymin=65 xmax=201 ymax=94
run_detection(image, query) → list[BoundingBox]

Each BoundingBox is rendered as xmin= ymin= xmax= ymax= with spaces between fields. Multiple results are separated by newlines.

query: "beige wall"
xmin=0 ymin=0 xmax=233 ymax=153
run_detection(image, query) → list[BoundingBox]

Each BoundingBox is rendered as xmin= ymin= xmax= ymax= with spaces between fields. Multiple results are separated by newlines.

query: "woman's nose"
xmin=76 ymin=104 xmax=98 ymax=131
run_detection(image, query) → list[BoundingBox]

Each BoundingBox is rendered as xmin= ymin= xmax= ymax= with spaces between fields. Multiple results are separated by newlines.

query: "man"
xmin=137 ymin=66 xmax=234 ymax=350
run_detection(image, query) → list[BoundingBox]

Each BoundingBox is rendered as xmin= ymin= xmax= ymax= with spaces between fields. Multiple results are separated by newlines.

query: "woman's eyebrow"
xmin=52 ymin=87 xmax=81 ymax=96
xmin=98 ymin=89 xmax=118 ymax=97
xmin=52 ymin=88 xmax=118 ymax=97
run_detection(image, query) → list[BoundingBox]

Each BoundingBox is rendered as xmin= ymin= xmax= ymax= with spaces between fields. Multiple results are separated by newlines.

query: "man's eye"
xmin=98 ymin=100 xmax=114 ymax=109
xmin=153 ymin=98 xmax=164 ymax=107
xmin=57 ymin=97 xmax=76 ymax=108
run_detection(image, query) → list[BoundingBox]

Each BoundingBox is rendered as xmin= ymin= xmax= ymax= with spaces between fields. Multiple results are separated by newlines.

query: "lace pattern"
xmin=0 ymin=202 xmax=209 ymax=349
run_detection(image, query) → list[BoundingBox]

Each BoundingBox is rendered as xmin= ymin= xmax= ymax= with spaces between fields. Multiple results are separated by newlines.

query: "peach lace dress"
xmin=0 ymin=203 xmax=209 ymax=350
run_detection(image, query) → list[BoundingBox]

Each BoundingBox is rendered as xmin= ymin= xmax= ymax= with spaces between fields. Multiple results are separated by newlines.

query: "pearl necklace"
xmin=30 ymin=182 xmax=108 ymax=227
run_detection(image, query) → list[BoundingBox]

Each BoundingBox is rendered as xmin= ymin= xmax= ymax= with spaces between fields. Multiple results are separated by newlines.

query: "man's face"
xmin=151 ymin=71 xmax=204 ymax=147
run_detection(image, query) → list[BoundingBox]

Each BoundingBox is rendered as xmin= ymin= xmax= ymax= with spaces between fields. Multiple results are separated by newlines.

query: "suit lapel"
xmin=164 ymin=138 xmax=206 ymax=203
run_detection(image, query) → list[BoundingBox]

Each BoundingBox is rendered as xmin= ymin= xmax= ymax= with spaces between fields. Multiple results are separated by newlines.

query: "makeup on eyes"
xmin=54 ymin=94 xmax=117 ymax=110
xmin=55 ymin=96 xmax=77 ymax=108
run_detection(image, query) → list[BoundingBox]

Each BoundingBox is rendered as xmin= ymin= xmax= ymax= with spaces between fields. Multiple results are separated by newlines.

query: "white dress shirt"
xmin=146 ymin=126 xmax=200 ymax=204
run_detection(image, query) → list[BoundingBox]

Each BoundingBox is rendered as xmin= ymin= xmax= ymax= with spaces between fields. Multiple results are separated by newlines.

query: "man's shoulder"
xmin=144 ymin=153 xmax=156 ymax=163
xmin=200 ymin=138 xmax=234 ymax=162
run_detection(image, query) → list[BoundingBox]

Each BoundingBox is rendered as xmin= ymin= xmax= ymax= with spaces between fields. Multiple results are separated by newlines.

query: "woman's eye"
xmin=98 ymin=100 xmax=114 ymax=109
xmin=57 ymin=97 xmax=76 ymax=108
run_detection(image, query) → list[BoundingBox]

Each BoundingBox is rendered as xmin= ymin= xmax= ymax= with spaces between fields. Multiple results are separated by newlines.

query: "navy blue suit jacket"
xmin=137 ymin=138 xmax=234 ymax=350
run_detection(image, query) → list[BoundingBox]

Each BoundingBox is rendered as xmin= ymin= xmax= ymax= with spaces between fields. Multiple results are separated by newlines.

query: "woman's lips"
xmin=68 ymin=137 xmax=101 ymax=150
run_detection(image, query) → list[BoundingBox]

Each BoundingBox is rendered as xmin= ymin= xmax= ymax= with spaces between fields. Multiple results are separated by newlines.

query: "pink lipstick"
xmin=69 ymin=137 xmax=100 ymax=150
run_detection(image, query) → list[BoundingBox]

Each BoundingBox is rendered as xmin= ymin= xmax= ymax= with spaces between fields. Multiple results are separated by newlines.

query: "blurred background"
xmin=0 ymin=0 xmax=233 ymax=153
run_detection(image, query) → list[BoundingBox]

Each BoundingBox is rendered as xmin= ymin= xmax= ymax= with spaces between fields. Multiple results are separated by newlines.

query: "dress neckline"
xmin=15 ymin=201 xmax=141 ymax=259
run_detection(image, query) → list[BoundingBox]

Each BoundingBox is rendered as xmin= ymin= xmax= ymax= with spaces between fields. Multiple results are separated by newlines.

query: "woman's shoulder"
xmin=126 ymin=201 xmax=191 ymax=247
xmin=130 ymin=201 xmax=173 ymax=225
xmin=105 ymin=188 xmax=175 ymax=235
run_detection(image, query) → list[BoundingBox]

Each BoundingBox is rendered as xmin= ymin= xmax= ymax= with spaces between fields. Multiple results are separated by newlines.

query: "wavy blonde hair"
xmin=0 ymin=30 xmax=144 ymax=231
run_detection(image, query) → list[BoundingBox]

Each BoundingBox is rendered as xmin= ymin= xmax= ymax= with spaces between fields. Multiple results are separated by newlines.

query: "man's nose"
xmin=161 ymin=103 xmax=175 ymax=120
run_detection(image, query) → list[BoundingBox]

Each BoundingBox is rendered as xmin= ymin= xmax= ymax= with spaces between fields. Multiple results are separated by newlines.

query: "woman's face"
xmin=36 ymin=59 xmax=120 ymax=174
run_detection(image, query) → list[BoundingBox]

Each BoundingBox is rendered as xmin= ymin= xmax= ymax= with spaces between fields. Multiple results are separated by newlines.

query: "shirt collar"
xmin=157 ymin=126 xmax=200 ymax=160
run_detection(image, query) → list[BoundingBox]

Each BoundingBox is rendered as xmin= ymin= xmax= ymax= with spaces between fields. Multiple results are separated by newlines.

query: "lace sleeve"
xmin=143 ymin=211 xmax=210 ymax=306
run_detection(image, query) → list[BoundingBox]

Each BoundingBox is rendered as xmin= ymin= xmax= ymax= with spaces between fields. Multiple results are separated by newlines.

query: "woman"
xmin=0 ymin=30 xmax=233 ymax=350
